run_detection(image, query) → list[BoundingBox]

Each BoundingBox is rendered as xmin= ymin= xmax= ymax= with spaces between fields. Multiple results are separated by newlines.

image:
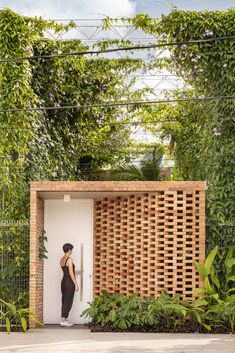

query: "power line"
xmin=0 ymin=155 xmax=174 ymax=162
xmin=0 ymin=151 xmax=171 ymax=160
xmin=0 ymin=159 xmax=175 ymax=164
xmin=0 ymin=165 xmax=174 ymax=172
xmin=0 ymin=120 xmax=174 ymax=129
xmin=73 ymin=37 xmax=157 ymax=39
xmin=47 ymin=18 xmax=139 ymax=22
xmin=0 ymin=35 xmax=234 ymax=63
xmin=129 ymin=74 xmax=179 ymax=77
xmin=0 ymin=95 xmax=235 ymax=113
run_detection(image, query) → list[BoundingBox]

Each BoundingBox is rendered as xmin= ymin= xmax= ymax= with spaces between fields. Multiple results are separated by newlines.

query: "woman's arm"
xmin=68 ymin=258 xmax=78 ymax=291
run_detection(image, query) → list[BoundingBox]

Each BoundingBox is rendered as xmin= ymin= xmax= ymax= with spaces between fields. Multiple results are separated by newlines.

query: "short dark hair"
xmin=63 ymin=243 xmax=74 ymax=253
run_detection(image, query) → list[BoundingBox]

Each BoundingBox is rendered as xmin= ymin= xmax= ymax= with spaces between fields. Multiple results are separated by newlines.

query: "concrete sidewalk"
xmin=0 ymin=328 xmax=235 ymax=353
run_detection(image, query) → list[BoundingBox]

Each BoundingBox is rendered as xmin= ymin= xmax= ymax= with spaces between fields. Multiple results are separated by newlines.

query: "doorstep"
xmin=39 ymin=324 xmax=88 ymax=329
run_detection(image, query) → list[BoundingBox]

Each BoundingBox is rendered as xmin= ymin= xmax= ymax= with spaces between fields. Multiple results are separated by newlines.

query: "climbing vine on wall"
xmin=125 ymin=11 xmax=235 ymax=274
xmin=1 ymin=8 xmax=235 ymax=304
xmin=0 ymin=9 xmax=146 ymax=305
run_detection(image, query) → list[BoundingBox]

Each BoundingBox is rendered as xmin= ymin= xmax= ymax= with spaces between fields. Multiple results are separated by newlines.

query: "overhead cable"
xmin=0 ymin=35 xmax=234 ymax=63
xmin=0 ymin=95 xmax=235 ymax=113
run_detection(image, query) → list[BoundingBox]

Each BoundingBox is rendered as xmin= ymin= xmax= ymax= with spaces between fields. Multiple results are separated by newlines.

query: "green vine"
xmin=121 ymin=10 xmax=235 ymax=268
xmin=1 ymin=8 xmax=234 ymax=306
xmin=39 ymin=230 xmax=48 ymax=259
xmin=0 ymin=9 xmax=148 ymax=306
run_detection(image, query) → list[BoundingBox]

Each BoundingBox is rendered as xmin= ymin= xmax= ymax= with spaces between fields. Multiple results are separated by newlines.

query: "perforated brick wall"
xmin=93 ymin=190 xmax=205 ymax=299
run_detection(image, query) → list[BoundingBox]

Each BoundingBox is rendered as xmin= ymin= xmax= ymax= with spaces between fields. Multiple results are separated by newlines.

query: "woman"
xmin=60 ymin=243 xmax=78 ymax=327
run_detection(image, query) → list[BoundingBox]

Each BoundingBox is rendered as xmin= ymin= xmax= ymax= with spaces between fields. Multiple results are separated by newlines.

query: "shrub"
xmin=82 ymin=246 xmax=235 ymax=333
xmin=0 ymin=299 xmax=43 ymax=333
xmin=82 ymin=290 xmax=191 ymax=331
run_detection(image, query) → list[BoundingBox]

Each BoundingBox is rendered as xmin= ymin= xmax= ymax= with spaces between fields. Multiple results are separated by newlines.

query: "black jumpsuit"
xmin=61 ymin=257 xmax=75 ymax=318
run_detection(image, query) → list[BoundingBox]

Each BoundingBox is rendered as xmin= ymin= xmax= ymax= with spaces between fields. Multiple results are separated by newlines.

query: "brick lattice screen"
xmin=94 ymin=190 xmax=205 ymax=299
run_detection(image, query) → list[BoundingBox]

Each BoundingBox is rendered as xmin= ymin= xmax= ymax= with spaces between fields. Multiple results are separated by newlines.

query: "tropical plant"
xmin=82 ymin=288 xmax=235 ymax=333
xmin=82 ymin=247 xmax=235 ymax=333
xmin=194 ymin=246 xmax=235 ymax=332
xmin=82 ymin=290 xmax=189 ymax=330
xmin=143 ymin=290 xmax=188 ymax=330
xmin=81 ymin=291 xmax=143 ymax=329
xmin=105 ymin=145 xmax=164 ymax=181
xmin=204 ymin=295 xmax=235 ymax=333
xmin=0 ymin=299 xmax=43 ymax=333
xmin=191 ymin=303 xmax=208 ymax=326
xmin=195 ymin=246 xmax=235 ymax=302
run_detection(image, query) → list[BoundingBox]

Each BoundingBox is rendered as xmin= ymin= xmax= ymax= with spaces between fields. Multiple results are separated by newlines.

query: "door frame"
xmin=43 ymin=198 xmax=93 ymax=324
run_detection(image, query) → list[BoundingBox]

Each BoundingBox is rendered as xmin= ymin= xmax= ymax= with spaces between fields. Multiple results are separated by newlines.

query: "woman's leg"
xmin=61 ymin=280 xmax=75 ymax=319
xmin=61 ymin=280 xmax=66 ymax=321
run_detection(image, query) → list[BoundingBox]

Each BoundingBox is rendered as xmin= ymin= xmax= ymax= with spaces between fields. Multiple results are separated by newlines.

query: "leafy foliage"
xmin=138 ymin=91 xmax=211 ymax=181
xmin=0 ymin=9 xmax=145 ymax=307
xmin=1 ymin=7 xmax=235 ymax=318
xmin=105 ymin=145 xmax=164 ymax=180
xmin=0 ymin=299 xmax=43 ymax=333
xmin=125 ymin=10 xmax=235 ymax=262
xmin=195 ymin=246 xmax=235 ymax=332
xmin=195 ymin=246 xmax=235 ymax=300
xmin=0 ymin=222 xmax=29 ymax=308
xmin=28 ymin=38 xmax=144 ymax=180
xmin=82 ymin=290 xmax=188 ymax=330
xmin=39 ymin=230 xmax=48 ymax=259
xmin=82 ymin=247 xmax=235 ymax=333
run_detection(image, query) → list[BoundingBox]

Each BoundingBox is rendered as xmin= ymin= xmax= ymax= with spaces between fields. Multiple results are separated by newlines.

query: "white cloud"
xmin=0 ymin=0 xmax=137 ymax=19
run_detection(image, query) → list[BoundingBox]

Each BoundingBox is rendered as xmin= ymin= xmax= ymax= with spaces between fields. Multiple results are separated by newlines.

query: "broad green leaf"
xmin=193 ymin=299 xmax=208 ymax=307
xmin=202 ymin=323 xmax=212 ymax=331
xmin=193 ymin=310 xmax=202 ymax=324
xmin=165 ymin=304 xmax=187 ymax=316
xmin=205 ymin=277 xmax=214 ymax=293
xmin=195 ymin=261 xmax=206 ymax=278
xmin=213 ymin=293 xmax=219 ymax=300
xmin=20 ymin=317 xmax=27 ymax=332
xmin=210 ymin=273 xmax=220 ymax=289
xmin=204 ymin=247 xmax=218 ymax=276
xmin=227 ymin=288 xmax=235 ymax=293
xmin=226 ymin=259 xmax=235 ymax=269
xmin=6 ymin=318 xmax=11 ymax=334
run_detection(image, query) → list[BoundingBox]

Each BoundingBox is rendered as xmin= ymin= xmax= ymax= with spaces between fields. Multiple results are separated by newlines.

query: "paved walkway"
xmin=0 ymin=328 xmax=235 ymax=352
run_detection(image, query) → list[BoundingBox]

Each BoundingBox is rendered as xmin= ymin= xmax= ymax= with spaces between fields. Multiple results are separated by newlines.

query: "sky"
xmin=1 ymin=0 xmax=235 ymax=19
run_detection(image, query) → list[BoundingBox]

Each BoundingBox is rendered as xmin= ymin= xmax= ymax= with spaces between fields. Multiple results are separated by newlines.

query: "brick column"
xmin=29 ymin=191 xmax=44 ymax=328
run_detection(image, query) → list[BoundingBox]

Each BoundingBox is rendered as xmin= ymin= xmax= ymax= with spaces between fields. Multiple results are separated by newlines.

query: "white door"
xmin=43 ymin=199 xmax=93 ymax=324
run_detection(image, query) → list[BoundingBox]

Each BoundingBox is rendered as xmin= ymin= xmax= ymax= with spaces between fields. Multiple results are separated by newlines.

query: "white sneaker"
xmin=60 ymin=320 xmax=74 ymax=327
